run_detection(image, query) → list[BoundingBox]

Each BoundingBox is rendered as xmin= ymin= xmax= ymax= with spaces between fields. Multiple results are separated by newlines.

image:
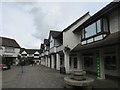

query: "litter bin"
xmin=60 ymin=67 xmax=66 ymax=74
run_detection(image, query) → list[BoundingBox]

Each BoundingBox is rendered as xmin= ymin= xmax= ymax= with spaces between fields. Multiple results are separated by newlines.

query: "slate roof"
xmin=0 ymin=37 xmax=21 ymax=48
xmin=49 ymin=30 xmax=62 ymax=39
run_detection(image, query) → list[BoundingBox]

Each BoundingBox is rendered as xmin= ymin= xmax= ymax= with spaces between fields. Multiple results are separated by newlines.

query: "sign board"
xmin=96 ymin=51 xmax=101 ymax=78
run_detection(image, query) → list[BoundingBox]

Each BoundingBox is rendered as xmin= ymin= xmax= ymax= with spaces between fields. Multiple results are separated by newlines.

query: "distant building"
xmin=0 ymin=37 xmax=21 ymax=65
xmin=20 ymin=48 xmax=41 ymax=65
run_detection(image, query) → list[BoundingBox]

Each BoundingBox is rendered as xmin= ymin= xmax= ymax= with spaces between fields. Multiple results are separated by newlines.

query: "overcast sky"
xmin=0 ymin=1 xmax=111 ymax=49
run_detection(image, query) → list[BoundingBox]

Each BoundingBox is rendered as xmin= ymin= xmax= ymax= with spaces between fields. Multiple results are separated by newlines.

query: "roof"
xmin=73 ymin=1 xmax=120 ymax=33
xmin=63 ymin=12 xmax=90 ymax=32
xmin=72 ymin=31 xmax=120 ymax=52
xmin=20 ymin=48 xmax=40 ymax=54
xmin=49 ymin=30 xmax=62 ymax=39
xmin=44 ymin=39 xmax=49 ymax=45
xmin=0 ymin=37 xmax=21 ymax=48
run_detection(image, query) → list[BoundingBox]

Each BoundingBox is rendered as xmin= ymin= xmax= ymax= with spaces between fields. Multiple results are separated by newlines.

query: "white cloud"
xmin=1 ymin=2 xmax=110 ymax=49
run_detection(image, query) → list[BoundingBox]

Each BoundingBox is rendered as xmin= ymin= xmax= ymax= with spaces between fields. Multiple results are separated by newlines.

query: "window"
xmin=103 ymin=18 xmax=109 ymax=32
xmin=96 ymin=20 xmax=101 ymax=33
xmin=81 ymin=18 xmax=109 ymax=45
xmin=104 ymin=55 xmax=116 ymax=70
xmin=5 ymin=47 xmax=15 ymax=53
xmin=85 ymin=22 xmax=96 ymax=38
xmin=84 ymin=56 xmax=93 ymax=67
xmin=50 ymin=39 xmax=54 ymax=48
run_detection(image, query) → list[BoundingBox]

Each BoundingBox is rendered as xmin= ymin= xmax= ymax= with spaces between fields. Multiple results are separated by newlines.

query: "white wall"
xmin=2 ymin=46 xmax=20 ymax=57
xmin=63 ymin=14 xmax=90 ymax=50
xmin=50 ymin=36 xmax=54 ymax=48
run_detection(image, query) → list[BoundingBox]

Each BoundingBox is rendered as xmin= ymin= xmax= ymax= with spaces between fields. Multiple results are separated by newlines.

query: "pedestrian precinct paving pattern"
xmin=2 ymin=65 xmax=66 ymax=88
xmin=2 ymin=65 xmax=119 ymax=89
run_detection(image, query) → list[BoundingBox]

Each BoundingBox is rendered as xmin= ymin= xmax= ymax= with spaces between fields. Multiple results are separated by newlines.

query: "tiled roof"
xmin=0 ymin=37 xmax=21 ymax=48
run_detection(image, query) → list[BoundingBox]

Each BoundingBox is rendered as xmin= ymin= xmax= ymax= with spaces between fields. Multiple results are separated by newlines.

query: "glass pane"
xmin=85 ymin=23 xmax=96 ymax=38
xmin=103 ymin=18 xmax=108 ymax=32
xmin=96 ymin=20 xmax=101 ymax=33
xmin=82 ymin=29 xmax=85 ymax=39
xmin=84 ymin=56 xmax=93 ymax=67
xmin=104 ymin=56 xmax=116 ymax=70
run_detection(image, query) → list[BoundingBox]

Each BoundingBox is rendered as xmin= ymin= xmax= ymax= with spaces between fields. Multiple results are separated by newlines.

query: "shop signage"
xmin=96 ymin=51 xmax=101 ymax=78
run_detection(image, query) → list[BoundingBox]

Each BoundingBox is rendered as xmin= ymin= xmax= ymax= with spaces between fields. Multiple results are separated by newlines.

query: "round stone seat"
xmin=64 ymin=76 xmax=94 ymax=87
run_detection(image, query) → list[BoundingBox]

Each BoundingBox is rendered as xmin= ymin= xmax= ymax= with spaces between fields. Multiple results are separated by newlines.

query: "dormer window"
xmin=81 ymin=18 xmax=109 ymax=45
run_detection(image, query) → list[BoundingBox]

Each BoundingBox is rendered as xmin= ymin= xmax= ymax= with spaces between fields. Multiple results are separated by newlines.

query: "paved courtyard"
xmin=2 ymin=65 xmax=120 ymax=89
xmin=2 ymin=65 xmax=66 ymax=88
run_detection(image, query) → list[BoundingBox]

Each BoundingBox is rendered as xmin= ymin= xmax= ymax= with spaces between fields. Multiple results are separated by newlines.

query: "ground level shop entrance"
xmin=79 ymin=45 xmax=119 ymax=79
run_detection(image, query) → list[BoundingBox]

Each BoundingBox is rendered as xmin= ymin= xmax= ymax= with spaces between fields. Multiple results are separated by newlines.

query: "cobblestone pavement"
xmin=2 ymin=65 xmax=120 ymax=89
xmin=2 ymin=65 xmax=66 ymax=88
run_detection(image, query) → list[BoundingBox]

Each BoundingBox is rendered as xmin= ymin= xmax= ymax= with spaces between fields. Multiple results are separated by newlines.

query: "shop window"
xmin=84 ymin=56 xmax=93 ymax=67
xmin=104 ymin=56 xmax=116 ymax=70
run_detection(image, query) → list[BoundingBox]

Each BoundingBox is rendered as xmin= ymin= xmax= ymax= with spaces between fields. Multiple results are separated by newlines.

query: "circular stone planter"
xmin=64 ymin=76 xmax=94 ymax=87
xmin=71 ymin=70 xmax=86 ymax=76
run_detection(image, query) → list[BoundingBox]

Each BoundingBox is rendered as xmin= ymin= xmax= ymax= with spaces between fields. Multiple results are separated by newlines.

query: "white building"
xmin=40 ymin=1 xmax=120 ymax=79
xmin=0 ymin=37 xmax=21 ymax=65
xmin=20 ymin=48 xmax=41 ymax=65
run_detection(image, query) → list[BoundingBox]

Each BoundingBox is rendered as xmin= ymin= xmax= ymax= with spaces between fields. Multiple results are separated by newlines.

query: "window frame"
xmin=81 ymin=17 xmax=110 ymax=45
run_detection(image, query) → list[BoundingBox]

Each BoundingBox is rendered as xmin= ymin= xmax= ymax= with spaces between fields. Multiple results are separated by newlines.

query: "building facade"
xmin=0 ymin=37 xmax=21 ymax=65
xmin=40 ymin=1 xmax=120 ymax=79
xmin=20 ymin=48 xmax=41 ymax=65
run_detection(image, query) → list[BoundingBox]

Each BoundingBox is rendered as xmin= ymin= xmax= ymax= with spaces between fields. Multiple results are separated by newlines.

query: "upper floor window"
xmin=50 ymin=39 xmax=54 ymax=48
xmin=81 ymin=18 xmax=109 ymax=45
xmin=5 ymin=47 xmax=15 ymax=53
